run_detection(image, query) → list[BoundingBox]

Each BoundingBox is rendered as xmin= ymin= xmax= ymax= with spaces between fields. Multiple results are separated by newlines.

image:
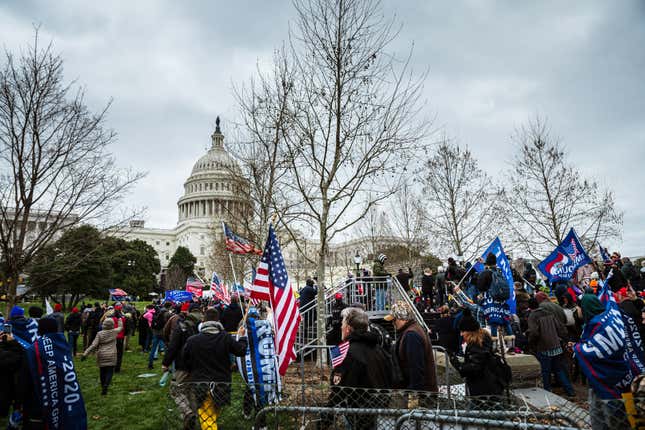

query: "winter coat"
xmin=454 ymin=334 xmax=504 ymax=396
xmin=49 ymin=312 xmax=65 ymax=333
xmin=421 ymin=274 xmax=435 ymax=295
xmin=527 ymin=307 xmax=567 ymax=353
xmin=83 ymin=320 xmax=123 ymax=367
xmin=0 ymin=338 xmax=23 ymax=417
xmin=476 ymin=268 xmax=493 ymax=293
xmin=326 ymin=330 xmax=392 ymax=430
xmin=143 ymin=309 xmax=154 ymax=327
xmin=395 ymin=320 xmax=438 ymax=391
xmin=396 ymin=270 xmax=414 ymax=290
xmin=372 ymin=260 xmax=389 ymax=277
xmin=539 ymin=300 xmax=567 ymax=326
xmin=622 ymin=262 xmax=641 ymax=290
xmin=162 ymin=312 xmax=200 ymax=371
xmin=298 ymin=285 xmax=317 ymax=310
xmin=182 ymin=321 xmax=247 ymax=405
xmin=64 ymin=312 xmax=82 ymax=332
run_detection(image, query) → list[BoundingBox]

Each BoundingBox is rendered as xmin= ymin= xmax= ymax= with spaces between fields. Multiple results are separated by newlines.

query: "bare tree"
xmin=387 ymin=182 xmax=428 ymax=266
xmin=501 ymin=117 xmax=623 ymax=258
xmin=422 ymin=139 xmax=501 ymax=260
xmin=0 ymin=32 xmax=143 ymax=313
xmin=283 ymin=0 xmax=432 ymax=346
xmin=352 ymin=199 xmax=391 ymax=258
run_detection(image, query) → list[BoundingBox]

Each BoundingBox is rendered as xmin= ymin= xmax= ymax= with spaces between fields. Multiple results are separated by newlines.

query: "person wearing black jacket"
xmin=183 ymin=309 xmax=247 ymax=408
xmin=326 ymin=307 xmax=392 ymax=430
xmin=421 ymin=268 xmax=435 ymax=307
xmin=0 ymin=331 xmax=23 ymax=419
xmin=64 ymin=307 xmax=82 ymax=356
xmin=451 ymin=309 xmax=504 ymax=397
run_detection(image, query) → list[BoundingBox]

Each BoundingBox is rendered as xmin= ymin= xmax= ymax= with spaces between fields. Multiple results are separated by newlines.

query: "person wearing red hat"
xmin=111 ymin=303 xmax=127 ymax=372
xmin=47 ymin=302 xmax=65 ymax=333
xmin=65 ymin=307 xmax=82 ymax=356
xmin=326 ymin=292 xmax=347 ymax=345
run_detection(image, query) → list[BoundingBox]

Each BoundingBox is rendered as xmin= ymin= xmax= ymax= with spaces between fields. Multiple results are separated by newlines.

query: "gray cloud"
xmin=1 ymin=0 xmax=643 ymax=256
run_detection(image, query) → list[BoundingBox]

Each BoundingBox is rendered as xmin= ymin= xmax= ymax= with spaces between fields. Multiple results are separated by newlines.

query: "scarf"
xmin=200 ymin=321 xmax=224 ymax=335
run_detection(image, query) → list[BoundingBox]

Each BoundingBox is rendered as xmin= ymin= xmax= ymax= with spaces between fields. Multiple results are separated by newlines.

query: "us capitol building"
xmin=121 ymin=118 xmax=407 ymax=287
xmin=122 ymin=118 xmax=250 ymax=277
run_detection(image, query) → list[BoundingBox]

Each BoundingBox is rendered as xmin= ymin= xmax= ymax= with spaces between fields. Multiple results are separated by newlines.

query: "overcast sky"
xmin=1 ymin=1 xmax=643 ymax=256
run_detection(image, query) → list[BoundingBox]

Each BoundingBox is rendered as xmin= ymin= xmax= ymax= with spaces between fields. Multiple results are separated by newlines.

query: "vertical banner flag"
xmin=251 ymin=224 xmax=301 ymax=375
xmin=573 ymin=273 xmax=645 ymax=399
xmin=598 ymin=243 xmax=612 ymax=263
xmin=473 ymin=237 xmax=516 ymax=313
xmin=538 ymin=228 xmax=592 ymax=283
xmin=25 ymin=333 xmax=87 ymax=429
xmin=222 ymin=222 xmax=263 ymax=255
xmin=237 ymin=314 xmax=281 ymax=407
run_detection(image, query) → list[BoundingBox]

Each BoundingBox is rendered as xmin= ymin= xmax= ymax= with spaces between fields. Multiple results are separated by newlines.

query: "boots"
xmin=101 ymin=385 xmax=108 ymax=395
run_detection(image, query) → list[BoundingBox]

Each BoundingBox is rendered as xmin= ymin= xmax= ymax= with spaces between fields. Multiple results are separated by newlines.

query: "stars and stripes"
xmin=223 ymin=222 xmax=262 ymax=255
xmin=210 ymin=272 xmax=230 ymax=304
xmin=109 ymin=288 xmax=128 ymax=297
xmin=250 ymin=224 xmax=301 ymax=375
xmin=330 ymin=341 xmax=350 ymax=368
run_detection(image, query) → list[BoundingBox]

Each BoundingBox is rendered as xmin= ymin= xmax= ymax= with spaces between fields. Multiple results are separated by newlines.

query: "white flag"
xmin=45 ymin=298 xmax=53 ymax=315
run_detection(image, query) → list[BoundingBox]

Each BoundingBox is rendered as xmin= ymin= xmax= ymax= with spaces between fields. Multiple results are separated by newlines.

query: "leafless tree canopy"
xmin=422 ymin=139 xmax=501 ymax=260
xmin=502 ymin=118 xmax=622 ymax=259
xmin=0 ymin=33 xmax=144 ymax=311
xmin=386 ymin=183 xmax=428 ymax=265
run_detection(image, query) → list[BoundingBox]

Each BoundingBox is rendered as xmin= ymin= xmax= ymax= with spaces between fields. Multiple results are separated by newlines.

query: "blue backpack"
xmin=489 ymin=268 xmax=510 ymax=302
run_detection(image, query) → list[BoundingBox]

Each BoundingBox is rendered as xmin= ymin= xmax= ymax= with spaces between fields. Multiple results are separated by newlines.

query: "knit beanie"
xmin=10 ymin=306 xmax=24 ymax=319
xmin=180 ymin=302 xmax=190 ymax=313
xmin=485 ymin=252 xmax=497 ymax=266
xmin=458 ymin=309 xmax=480 ymax=332
xmin=54 ymin=303 xmax=62 ymax=312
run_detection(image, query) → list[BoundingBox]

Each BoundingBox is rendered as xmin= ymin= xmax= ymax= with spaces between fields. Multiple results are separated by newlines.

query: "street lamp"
xmin=353 ymin=252 xmax=362 ymax=279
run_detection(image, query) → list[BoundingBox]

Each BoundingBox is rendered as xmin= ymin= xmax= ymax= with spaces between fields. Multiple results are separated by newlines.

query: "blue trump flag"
xmin=25 ymin=333 xmax=87 ymax=429
xmin=164 ymin=290 xmax=193 ymax=303
xmin=538 ymin=228 xmax=592 ymax=283
xmin=473 ymin=237 xmax=516 ymax=313
xmin=573 ymin=275 xmax=645 ymax=399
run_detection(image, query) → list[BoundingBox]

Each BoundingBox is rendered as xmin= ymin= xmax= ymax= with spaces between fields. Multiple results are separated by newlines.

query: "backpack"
xmin=151 ymin=309 xmax=167 ymax=330
xmin=489 ymin=352 xmax=512 ymax=391
xmin=489 ymin=268 xmax=510 ymax=302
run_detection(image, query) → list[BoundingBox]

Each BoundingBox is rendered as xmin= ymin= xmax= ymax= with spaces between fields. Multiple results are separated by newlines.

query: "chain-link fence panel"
xmin=163 ymin=380 xmax=606 ymax=429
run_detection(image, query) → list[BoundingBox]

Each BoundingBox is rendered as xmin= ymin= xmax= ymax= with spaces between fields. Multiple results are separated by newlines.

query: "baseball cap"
xmin=383 ymin=300 xmax=413 ymax=322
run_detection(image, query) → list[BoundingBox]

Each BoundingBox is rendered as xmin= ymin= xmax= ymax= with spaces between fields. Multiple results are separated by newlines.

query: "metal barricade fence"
xmin=163 ymin=381 xmax=599 ymax=429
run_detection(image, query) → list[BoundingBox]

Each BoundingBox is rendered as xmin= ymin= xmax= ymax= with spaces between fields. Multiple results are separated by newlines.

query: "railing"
xmin=295 ymin=276 xmax=428 ymax=355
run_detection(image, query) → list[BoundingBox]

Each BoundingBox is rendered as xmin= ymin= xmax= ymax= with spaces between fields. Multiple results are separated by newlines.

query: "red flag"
xmin=251 ymin=225 xmax=300 ymax=375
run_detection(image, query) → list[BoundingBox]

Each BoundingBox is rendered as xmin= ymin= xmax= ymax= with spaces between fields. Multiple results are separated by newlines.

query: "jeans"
xmin=375 ymin=287 xmax=386 ymax=311
xmin=536 ymin=352 xmax=575 ymax=396
xmin=100 ymin=366 xmax=115 ymax=390
xmin=490 ymin=322 xmax=513 ymax=337
xmin=67 ymin=331 xmax=79 ymax=356
xmin=148 ymin=334 xmax=165 ymax=367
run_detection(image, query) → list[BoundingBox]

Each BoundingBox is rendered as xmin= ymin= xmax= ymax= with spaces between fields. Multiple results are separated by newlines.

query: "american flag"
xmin=250 ymin=224 xmax=301 ymax=375
xmin=223 ymin=222 xmax=262 ymax=255
xmin=330 ymin=341 xmax=350 ymax=368
xmin=210 ymin=272 xmax=230 ymax=305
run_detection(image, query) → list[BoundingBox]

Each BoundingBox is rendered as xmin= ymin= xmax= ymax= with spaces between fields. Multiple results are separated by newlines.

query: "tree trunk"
xmin=5 ymin=266 xmax=19 ymax=316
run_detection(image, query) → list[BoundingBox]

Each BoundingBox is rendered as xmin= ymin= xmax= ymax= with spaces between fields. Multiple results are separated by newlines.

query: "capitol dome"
xmin=177 ymin=118 xmax=249 ymax=224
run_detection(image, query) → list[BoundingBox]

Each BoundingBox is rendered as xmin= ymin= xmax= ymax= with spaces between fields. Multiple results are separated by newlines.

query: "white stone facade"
xmin=121 ymin=121 xmax=249 ymax=276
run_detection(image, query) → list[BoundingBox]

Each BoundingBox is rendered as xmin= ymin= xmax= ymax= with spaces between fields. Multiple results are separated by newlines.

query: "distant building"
xmin=119 ymin=118 xmax=250 ymax=277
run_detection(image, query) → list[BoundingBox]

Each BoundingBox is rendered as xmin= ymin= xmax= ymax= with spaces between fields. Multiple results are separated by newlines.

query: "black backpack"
xmin=489 ymin=351 xmax=512 ymax=391
xmin=489 ymin=268 xmax=510 ymax=302
xmin=151 ymin=309 xmax=167 ymax=330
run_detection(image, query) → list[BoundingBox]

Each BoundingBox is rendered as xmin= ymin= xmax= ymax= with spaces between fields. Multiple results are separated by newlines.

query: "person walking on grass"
xmin=82 ymin=318 xmax=123 ymax=395
xmin=65 ymin=307 xmax=82 ymax=356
